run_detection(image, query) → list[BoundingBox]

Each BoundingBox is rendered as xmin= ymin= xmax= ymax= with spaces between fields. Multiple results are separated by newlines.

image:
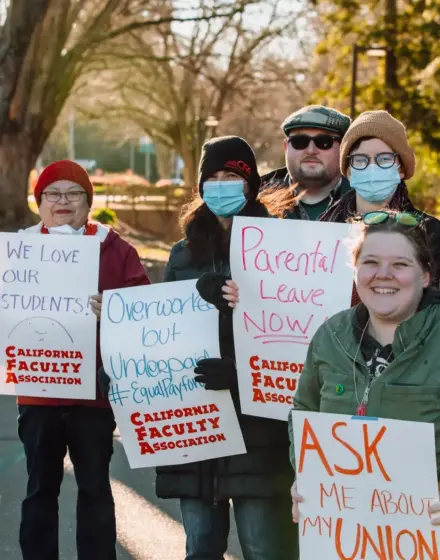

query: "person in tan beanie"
xmin=321 ymin=110 xmax=440 ymax=290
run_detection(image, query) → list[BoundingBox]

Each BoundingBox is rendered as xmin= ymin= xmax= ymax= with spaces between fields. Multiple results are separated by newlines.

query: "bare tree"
xmin=80 ymin=0 xmax=306 ymax=187
xmin=0 ymin=0 xmax=247 ymax=228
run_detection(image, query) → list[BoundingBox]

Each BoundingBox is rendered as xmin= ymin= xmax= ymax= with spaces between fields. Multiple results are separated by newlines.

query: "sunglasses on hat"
xmin=287 ymin=134 xmax=341 ymax=151
xmin=363 ymin=211 xmax=421 ymax=227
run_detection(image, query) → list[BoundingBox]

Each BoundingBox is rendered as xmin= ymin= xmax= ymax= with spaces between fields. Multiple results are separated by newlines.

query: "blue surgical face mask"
xmin=350 ymin=163 xmax=401 ymax=203
xmin=202 ymin=180 xmax=247 ymax=217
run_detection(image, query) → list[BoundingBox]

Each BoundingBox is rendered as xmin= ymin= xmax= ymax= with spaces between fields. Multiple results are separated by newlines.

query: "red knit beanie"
xmin=34 ymin=160 xmax=94 ymax=206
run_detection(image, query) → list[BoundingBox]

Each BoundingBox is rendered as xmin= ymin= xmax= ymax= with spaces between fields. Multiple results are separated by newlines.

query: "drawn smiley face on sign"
xmin=8 ymin=317 xmax=74 ymax=346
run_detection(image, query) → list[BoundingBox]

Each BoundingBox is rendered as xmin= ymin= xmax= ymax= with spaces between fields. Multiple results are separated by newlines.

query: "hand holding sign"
xmin=291 ymin=480 xmax=304 ymax=524
xmin=90 ymin=294 xmax=102 ymax=320
xmin=222 ymin=280 xmax=240 ymax=308
xmin=194 ymin=357 xmax=236 ymax=391
xmin=429 ymin=500 xmax=440 ymax=526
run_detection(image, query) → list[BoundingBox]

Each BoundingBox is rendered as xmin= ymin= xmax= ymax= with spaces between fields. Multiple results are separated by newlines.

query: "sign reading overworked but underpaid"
xmin=230 ymin=218 xmax=359 ymax=421
xmin=292 ymin=411 xmax=439 ymax=559
xmin=100 ymin=280 xmax=246 ymax=469
xmin=0 ymin=233 xmax=100 ymax=399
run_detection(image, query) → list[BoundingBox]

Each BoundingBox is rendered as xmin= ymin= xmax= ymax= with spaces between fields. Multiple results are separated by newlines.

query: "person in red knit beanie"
xmin=34 ymin=159 xmax=95 ymax=207
xmin=18 ymin=160 xmax=150 ymax=560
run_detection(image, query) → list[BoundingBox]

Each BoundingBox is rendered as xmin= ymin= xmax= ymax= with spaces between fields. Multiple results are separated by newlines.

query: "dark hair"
xmin=348 ymin=136 xmax=376 ymax=154
xmin=351 ymin=215 xmax=433 ymax=275
xmin=180 ymin=194 xmax=268 ymax=267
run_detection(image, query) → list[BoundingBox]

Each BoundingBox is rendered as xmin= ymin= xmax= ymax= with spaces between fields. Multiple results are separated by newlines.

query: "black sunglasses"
xmin=287 ymin=134 xmax=341 ymax=151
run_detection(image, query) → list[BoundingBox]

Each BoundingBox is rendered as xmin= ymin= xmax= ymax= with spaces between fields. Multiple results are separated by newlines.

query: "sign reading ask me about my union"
xmin=292 ymin=411 xmax=439 ymax=560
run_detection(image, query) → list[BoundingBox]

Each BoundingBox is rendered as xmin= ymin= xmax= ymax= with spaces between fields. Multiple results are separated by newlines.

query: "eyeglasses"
xmin=287 ymin=134 xmax=340 ymax=151
xmin=363 ymin=211 xmax=421 ymax=227
xmin=348 ymin=152 xmax=398 ymax=171
xmin=42 ymin=191 xmax=87 ymax=203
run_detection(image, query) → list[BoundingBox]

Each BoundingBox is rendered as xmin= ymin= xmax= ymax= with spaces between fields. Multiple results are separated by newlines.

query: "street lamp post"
xmin=350 ymin=44 xmax=388 ymax=120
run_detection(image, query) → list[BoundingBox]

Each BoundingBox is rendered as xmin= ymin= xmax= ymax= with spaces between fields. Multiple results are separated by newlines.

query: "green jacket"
xmin=288 ymin=302 xmax=440 ymax=474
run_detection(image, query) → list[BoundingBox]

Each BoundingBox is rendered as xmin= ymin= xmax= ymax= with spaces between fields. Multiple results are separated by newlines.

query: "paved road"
xmin=0 ymin=396 xmax=242 ymax=559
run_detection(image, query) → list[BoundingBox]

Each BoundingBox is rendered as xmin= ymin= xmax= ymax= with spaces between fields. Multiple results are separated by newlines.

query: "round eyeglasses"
xmin=348 ymin=152 xmax=398 ymax=171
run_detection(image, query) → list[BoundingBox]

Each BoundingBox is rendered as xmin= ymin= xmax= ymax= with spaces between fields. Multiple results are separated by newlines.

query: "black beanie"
xmin=198 ymin=136 xmax=261 ymax=197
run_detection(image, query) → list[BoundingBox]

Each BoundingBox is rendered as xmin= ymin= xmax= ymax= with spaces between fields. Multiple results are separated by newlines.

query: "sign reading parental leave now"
xmin=100 ymin=280 xmax=246 ymax=469
xmin=230 ymin=218 xmax=358 ymax=421
xmin=0 ymin=233 xmax=100 ymax=399
xmin=292 ymin=412 xmax=439 ymax=560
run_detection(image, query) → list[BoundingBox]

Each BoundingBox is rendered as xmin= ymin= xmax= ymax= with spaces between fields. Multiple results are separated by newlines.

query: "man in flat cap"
xmin=261 ymin=105 xmax=352 ymax=220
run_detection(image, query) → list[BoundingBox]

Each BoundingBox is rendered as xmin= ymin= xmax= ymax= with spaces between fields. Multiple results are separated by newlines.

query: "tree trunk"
xmin=0 ymin=131 xmax=37 ymax=230
xmin=155 ymin=143 xmax=175 ymax=179
xmin=182 ymin=155 xmax=197 ymax=192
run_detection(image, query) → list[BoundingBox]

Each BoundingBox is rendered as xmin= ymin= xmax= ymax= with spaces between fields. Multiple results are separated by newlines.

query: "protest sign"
xmin=100 ymin=279 xmax=246 ymax=469
xmin=292 ymin=411 xmax=439 ymax=559
xmin=230 ymin=217 xmax=358 ymax=421
xmin=0 ymin=233 xmax=100 ymax=399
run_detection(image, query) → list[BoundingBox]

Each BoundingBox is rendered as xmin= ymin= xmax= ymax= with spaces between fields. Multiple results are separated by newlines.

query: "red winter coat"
xmin=17 ymin=227 xmax=150 ymax=407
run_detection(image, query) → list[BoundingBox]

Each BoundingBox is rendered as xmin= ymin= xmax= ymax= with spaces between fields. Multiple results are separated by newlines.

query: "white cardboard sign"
xmin=0 ymin=233 xmax=100 ymax=399
xmin=292 ymin=411 xmax=439 ymax=559
xmin=230 ymin=217 xmax=358 ymax=421
xmin=100 ymin=279 xmax=246 ymax=468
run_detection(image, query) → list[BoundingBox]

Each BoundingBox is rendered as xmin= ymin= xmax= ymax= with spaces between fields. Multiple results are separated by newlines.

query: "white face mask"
xmin=47 ymin=224 xmax=85 ymax=235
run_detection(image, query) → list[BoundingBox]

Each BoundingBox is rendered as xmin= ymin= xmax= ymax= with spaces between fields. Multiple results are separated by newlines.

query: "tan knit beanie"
xmin=340 ymin=110 xmax=415 ymax=179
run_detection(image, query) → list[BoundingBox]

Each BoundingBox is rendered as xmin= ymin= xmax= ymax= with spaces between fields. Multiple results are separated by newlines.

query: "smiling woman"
xmin=15 ymin=159 xmax=151 ymax=560
xmin=288 ymin=210 xmax=440 ymax=525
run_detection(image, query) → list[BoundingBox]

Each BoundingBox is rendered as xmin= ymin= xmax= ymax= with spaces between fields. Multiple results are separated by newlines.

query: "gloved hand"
xmin=97 ymin=366 xmax=111 ymax=398
xmin=194 ymin=357 xmax=236 ymax=391
xmin=196 ymin=272 xmax=233 ymax=316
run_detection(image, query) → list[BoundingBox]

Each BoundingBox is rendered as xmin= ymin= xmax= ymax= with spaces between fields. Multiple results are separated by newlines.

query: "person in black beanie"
xmin=157 ymin=136 xmax=297 ymax=560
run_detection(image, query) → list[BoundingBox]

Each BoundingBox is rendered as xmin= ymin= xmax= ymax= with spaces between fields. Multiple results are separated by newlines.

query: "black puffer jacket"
xmin=156 ymin=213 xmax=293 ymax=503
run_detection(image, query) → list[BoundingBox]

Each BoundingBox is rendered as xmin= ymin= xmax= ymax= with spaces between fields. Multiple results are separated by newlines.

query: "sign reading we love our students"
xmin=100 ymin=279 xmax=246 ymax=469
xmin=292 ymin=411 xmax=439 ymax=560
xmin=0 ymin=233 xmax=100 ymax=399
xmin=230 ymin=217 xmax=359 ymax=421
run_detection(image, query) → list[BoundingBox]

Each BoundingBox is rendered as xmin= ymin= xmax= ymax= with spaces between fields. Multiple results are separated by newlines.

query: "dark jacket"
xmin=320 ymin=182 xmax=440 ymax=287
xmin=18 ymin=226 xmax=150 ymax=408
xmin=260 ymin=165 xmax=352 ymax=220
xmin=260 ymin=165 xmax=292 ymax=191
xmin=156 ymin=219 xmax=293 ymax=502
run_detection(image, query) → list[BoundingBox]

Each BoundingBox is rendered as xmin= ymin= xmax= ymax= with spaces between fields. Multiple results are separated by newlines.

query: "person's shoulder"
xmin=100 ymin=226 xmax=127 ymax=251
xmin=313 ymin=307 xmax=355 ymax=342
xmin=18 ymin=223 xmax=42 ymax=234
xmin=418 ymin=209 xmax=440 ymax=232
xmin=320 ymin=187 xmax=355 ymax=223
xmin=99 ymin=227 xmax=141 ymax=265
xmin=340 ymin=176 xmax=352 ymax=195
xmin=260 ymin=166 xmax=290 ymax=191
xmin=168 ymin=239 xmax=190 ymax=263
xmin=170 ymin=238 xmax=188 ymax=254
